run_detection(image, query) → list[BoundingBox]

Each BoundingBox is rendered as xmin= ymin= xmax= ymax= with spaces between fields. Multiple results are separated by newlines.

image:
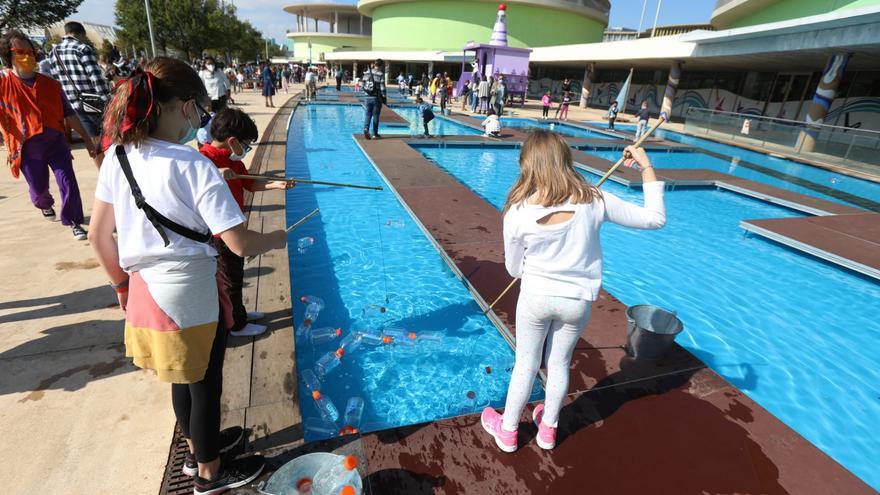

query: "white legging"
xmin=502 ymin=292 xmax=592 ymax=431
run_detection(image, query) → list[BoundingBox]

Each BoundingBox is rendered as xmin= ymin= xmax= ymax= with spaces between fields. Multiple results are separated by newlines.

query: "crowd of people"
xmin=2 ymin=22 xmax=667 ymax=492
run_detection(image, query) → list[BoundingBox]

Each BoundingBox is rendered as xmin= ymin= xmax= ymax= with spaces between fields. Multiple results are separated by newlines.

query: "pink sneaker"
xmin=481 ymin=407 xmax=517 ymax=453
xmin=532 ymin=404 xmax=556 ymax=450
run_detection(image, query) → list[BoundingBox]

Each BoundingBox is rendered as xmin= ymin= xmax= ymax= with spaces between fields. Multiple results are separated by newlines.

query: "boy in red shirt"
xmin=200 ymin=108 xmax=293 ymax=337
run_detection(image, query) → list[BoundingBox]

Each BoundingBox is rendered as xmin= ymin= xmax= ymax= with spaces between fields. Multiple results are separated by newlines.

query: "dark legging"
xmin=542 ymin=106 xmax=550 ymax=118
xmin=171 ymin=320 xmax=228 ymax=463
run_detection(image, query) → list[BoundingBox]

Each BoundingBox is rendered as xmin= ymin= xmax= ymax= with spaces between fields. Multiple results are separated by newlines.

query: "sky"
xmin=71 ymin=0 xmax=717 ymax=48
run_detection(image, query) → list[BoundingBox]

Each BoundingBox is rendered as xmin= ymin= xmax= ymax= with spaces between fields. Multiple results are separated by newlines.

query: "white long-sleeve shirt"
xmin=482 ymin=115 xmax=501 ymax=134
xmin=503 ymin=181 xmax=666 ymax=300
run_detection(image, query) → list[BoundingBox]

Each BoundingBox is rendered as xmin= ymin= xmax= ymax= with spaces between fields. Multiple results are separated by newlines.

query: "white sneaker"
xmin=230 ymin=323 xmax=267 ymax=337
xmin=246 ymin=311 xmax=265 ymax=321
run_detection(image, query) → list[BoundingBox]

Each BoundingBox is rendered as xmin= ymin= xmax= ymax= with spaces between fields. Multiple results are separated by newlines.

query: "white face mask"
xmin=229 ymin=140 xmax=249 ymax=161
xmin=206 ymin=64 xmax=215 ymax=72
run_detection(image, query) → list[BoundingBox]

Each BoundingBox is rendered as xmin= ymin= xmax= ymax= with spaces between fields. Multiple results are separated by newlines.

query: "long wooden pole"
xmin=244 ymin=208 xmax=320 ymax=264
xmin=232 ymin=174 xmax=383 ymax=191
xmin=482 ymin=116 xmax=667 ymax=315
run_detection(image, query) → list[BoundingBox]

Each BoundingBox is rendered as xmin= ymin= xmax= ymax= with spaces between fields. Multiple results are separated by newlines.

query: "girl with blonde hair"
xmin=481 ymin=130 xmax=667 ymax=452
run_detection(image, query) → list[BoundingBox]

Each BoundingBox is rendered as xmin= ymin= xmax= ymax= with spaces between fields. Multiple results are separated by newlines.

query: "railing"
xmin=683 ymin=107 xmax=880 ymax=174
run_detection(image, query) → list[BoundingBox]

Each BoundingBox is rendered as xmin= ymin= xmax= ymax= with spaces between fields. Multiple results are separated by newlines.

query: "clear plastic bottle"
xmin=338 ymin=332 xmax=363 ymax=353
xmin=311 ymin=327 xmax=342 ymax=345
xmin=316 ymin=348 xmax=345 ymax=378
xmin=296 ymin=321 xmax=312 ymax=340
xmin=301 ymin=295 xmax=326 ymax=310
xmin=297 ymin=236 xmax=315 ymax=254
xmin=303 ymin=304 xmax=321 ymax=326
xmin=384 ymin=327 xmax=416 ymax=346
xmin=313 ymin=455 xmax=360 ymax=495
xmin=358 ymin=328 xmax=387 ymax=346
xmin=416 ymin=331 xmax=443 ymax=343
xmin=339 ymin=397 xmax=364 ymax=436
xmin=302 ymin=369 xmax=339 ymax=423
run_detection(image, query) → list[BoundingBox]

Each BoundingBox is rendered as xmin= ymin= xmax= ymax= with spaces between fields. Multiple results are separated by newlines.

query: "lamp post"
xmin=144 ymin=0 xmax=157 ymax=57
xmin=651 ymin=0 xmax=664 ymax=38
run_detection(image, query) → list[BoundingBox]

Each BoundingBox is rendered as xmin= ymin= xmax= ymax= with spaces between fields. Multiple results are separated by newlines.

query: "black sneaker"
xmin=363 ymin=130 xmax=371 ymax=140
xmin=373 ymin=134 xmax=382 ymax=139
xmin=41 ymin=207 xmax=56 ymax=220
xmin=193 ymin=455 xmax=265 ymax=494
xmin=71 ymin=225 xmax=87 ymax=240
xmin=181 ymin=426 xmax=245 ymax=476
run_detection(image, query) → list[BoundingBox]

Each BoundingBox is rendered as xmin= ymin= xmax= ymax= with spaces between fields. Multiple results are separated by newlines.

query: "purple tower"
xmin=456 ymin=4 xmax=532 ymax=105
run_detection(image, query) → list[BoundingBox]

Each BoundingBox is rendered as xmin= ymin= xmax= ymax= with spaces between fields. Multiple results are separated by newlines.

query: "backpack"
xmin=363 ymin=71 xmax=379 ymax=96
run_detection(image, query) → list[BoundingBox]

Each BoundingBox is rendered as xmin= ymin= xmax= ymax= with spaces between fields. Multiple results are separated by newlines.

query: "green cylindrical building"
xmin=357 ymin=0 xmax=610 ymax=51
xmin=711 ymin=0 xmax=880 ymax=29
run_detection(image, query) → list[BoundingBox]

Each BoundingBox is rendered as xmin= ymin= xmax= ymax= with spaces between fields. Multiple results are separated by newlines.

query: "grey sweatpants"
xmin=501 ymin=292 xmax=592 ymax=430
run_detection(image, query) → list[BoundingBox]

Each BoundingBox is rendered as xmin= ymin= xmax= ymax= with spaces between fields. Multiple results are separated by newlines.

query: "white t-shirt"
xmin=482 ymin=115 xmax=501 ymax=134
xmin=199 ymin=69 xmax=229 ymax=99
xmin=503 ymin=182 xmax=666 ymax=300
xmin=95 ymin=138 xmax=245 ymax=270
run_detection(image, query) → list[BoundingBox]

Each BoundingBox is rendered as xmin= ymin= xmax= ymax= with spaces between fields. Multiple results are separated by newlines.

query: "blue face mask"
xmin=179 ymin=105 xmax=199 ymax=144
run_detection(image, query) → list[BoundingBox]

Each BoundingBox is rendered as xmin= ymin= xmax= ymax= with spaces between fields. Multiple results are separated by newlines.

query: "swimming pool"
xmin=286 ymin=105 xmax=540 ymax=441
xmin=387 ymin=106 xmax=483 ymax=137
xmin=604 ymin=123 xmax=880 ymax=211
xmin=417 ymin=144 xmax=880 ymax=490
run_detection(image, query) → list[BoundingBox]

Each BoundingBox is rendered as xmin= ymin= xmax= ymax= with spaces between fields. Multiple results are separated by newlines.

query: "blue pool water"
xmin=606 ymin=123 xmax=880 ymax=210
xmin=286 ymin=105 xmax=540 ymax=441
xmin=386 ymin=106 xmax=482 ymax=137
xmin=417 ymin=144 xmax=880 ymax=490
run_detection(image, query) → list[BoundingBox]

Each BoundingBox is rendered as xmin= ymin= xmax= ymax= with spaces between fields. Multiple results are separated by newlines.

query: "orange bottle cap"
xmin=300 ymin=296 xmax=308 ymax=304
xmin=340 ymin=486 xmax=355 ymax=495
xmin=343 ymin=455 xmax=359 ymax=470
xmin=312 ymin=390 xmax=322 ymax=400
xmin=335 ymin=328 xmax=342 ymax=336
xmin=304 ymin=319 xmax=313 ymax=326
xmin=297 ymin=477 xmax=312 ymax=491
xmin=335 ymin=348 xmax=345 ymax=358
xmin=408 ymin=332 xmax=417 ymax=340
xmin=382 ymin=336 xmax=393 ymax=344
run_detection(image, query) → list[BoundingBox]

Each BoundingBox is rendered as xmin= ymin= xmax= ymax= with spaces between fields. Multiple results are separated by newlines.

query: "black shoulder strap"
xmin=115 ymin=146 xmax=212 ymax=246
xmin=52 ymin=46 xmax=84 ymax=98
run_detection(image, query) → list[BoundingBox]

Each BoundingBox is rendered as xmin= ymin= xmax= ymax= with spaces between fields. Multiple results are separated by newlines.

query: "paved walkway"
xmin=0 ymin=88 xmax=294 ymax=494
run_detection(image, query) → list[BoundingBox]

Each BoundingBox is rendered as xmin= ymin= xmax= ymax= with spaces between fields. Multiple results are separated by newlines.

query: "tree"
xmin=0 ymin=0 xmax=84 ymax=30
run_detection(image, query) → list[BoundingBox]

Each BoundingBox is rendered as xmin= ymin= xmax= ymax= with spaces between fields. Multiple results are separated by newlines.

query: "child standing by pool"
xmin=481 ymin=130 xmax=666 ymax=452
xmin=558 ymin=91 xmax=572 ymax=121
xmin=88 ymin=57 xmax=287 ymax=492
xmin=200 ymin=108 xmax=294 ymax=337
xmin=635 ymin=100 xmax=651 ymax=140
xmin=607 ymin=100 xmax=619 ymax=129
xmin=541 ymin=91 xmax=551 ymax=119
xmin=416 ymin=96 xmax=435 ymax=137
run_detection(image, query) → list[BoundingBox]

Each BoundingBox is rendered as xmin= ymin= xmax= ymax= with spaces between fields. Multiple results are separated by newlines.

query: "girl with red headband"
xmin=88 ymin=57 xmax=285 ymax=493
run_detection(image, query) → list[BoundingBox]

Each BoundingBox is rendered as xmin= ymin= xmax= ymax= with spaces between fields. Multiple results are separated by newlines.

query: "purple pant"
xmin=19 ymin=130 xmax=84 ymax=226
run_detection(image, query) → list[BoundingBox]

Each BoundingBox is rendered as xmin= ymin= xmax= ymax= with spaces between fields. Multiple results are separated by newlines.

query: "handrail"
xmin=686 ymin=107 xmax=880 ymax=136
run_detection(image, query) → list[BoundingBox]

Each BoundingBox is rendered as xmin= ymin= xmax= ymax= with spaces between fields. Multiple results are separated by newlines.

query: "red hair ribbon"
xmin=118 ymin=68 xmax=156 ymax=133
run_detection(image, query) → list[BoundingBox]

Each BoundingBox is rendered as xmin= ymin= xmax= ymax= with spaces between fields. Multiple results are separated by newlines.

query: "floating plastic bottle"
xmin=339 ymin=397 xmax=364 ymax=436
xmin=297 ymin=236 xmax=315 ymax=254
xmin=304 ymin=417 xmax=339 ymax=439
xmin=316 ymin=348 xmax=345 ymax=378
xmin=361 ymin=304 xmax=387 ymax=320
xmin=296 ymin=320 xmax=313 ymax=340
xmin=416 ymin=331 xmax=443 ymax=343
xmin=385 ymin=219 xmax=405 ymax=228
xmin=303 ymin=369 xmax=339 ymax=423
xmin=311 ymin=327 xmax=342 ymax=345
xmin=301 ymin=295 xmax=326 ymax=310
xmin=338 ymin=332 xmax=363 ymax=353
xmin=313 ymin=455 xmax=360 ymax=495
xmin=384 ymin=327 xmax=416 ymax=346
xmin=359 ymin=328 xmax=391 ymax=346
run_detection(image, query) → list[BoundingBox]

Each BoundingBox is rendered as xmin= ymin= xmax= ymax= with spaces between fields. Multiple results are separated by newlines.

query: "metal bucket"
xmin=625 ymin=305 xmax=683 ymax=360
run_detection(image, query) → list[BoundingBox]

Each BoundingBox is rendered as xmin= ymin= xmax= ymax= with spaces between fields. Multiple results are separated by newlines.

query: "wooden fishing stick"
xmin=482 ymin=115 xmax=667 ymax=315
xmin=244 ymin=208 xmax=320 ymax=264
xmin=232 ymin=174 xmax=383 ymax=191
xmin=594 ymin=115 xmax=666 ymax=187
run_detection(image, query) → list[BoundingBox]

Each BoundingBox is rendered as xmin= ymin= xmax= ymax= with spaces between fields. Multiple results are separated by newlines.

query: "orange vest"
xmin=0 ymin=70 xmax=66 ymax=178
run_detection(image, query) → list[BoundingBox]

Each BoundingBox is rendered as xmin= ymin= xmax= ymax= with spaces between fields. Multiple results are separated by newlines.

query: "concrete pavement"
xmin=0 ymin=87 xmax=295 ymax=494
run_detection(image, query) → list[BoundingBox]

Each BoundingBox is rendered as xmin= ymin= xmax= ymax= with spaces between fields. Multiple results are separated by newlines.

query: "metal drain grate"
xmin=159 ymin=424 xmax=194 ymax=495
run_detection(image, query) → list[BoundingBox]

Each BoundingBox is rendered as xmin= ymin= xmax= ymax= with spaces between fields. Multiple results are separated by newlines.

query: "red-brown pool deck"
xmin=742 ymin=213 xmax=880 ymax=280
xmin=343 ymin=134 xmax=875 ymax=494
